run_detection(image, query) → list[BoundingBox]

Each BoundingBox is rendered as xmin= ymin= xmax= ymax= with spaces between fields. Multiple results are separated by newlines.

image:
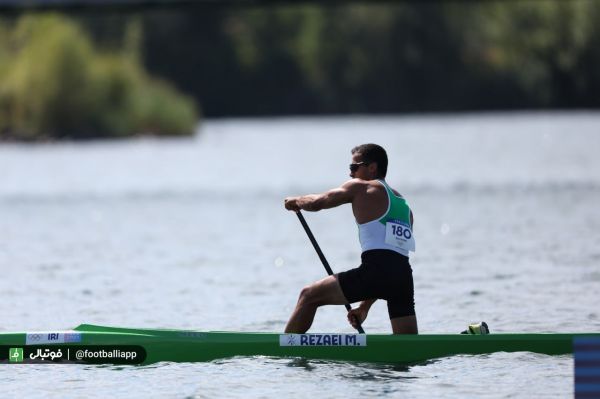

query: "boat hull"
xmin=1 ymin=324 xmax=598 ymax=365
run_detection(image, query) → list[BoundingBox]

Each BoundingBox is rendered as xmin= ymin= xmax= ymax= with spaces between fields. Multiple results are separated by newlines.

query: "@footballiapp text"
xmin=0 ymin=346 xmax=146 ymax=364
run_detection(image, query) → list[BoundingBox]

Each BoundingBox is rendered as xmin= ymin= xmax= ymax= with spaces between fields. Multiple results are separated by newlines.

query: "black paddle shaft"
xmin=295 ymin=211 xmax=365 ymax=334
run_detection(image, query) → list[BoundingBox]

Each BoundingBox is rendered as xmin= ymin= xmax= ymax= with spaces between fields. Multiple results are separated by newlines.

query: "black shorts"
xmin=337 ymin=249 xmax=415 ymax=319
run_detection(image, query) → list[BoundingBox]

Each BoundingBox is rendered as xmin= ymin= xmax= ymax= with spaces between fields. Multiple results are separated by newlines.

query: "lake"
xmin=1 ymin=111 xmax=599 ymax=397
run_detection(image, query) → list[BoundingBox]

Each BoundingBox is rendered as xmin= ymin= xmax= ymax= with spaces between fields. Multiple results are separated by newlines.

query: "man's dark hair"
xmin=351 ymin=143 xmax=388 ymax=178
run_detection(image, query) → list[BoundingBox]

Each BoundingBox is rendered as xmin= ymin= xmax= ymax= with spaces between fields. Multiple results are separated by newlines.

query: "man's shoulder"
xmin=341 ymin=179 xmax=387 ymax=196
xmin=377 ymin=179 xmax=403 ymax=197
xmin=341 ymin=178 xmax=374 ymax=190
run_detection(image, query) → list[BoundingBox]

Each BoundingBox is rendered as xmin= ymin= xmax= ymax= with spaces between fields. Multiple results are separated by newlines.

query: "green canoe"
xmin=1 ymin=324 xmax=598 ymax=365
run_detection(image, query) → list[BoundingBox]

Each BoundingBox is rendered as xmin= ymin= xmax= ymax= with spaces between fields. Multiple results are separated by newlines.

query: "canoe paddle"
xmin=295 ymin=211 xmax=366 ymax=334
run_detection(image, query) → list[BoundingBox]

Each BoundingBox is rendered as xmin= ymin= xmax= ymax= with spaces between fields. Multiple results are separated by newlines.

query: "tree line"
xmin=138 ymin=1 xmax=600 ymax=116
xmin=1 ymin=1 xmax=599 ymax=140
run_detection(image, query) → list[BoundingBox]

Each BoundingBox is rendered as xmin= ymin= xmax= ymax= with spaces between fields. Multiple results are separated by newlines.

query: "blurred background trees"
xmin=1 ymin=0 xmax=599 ymax=140
xmin=0 ymin=14 xmax=198 ymax=140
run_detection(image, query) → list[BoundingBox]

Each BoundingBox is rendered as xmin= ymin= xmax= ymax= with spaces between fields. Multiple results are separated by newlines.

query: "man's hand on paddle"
xmin=347 ymin=307 xmax=369 ymax=329
xmin=347 ymin=299 xmax=376 ymax=329
xmin=284 ymin=197 xmax=301 ymax=212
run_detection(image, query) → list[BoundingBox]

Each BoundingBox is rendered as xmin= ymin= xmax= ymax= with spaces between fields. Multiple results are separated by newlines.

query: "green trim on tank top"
xmin=377 ymin=179 xmax=412 ymax=226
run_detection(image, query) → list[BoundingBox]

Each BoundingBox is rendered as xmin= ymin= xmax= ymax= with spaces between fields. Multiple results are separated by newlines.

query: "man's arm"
xmin=285 ymin=179 xmax=362 ymax=212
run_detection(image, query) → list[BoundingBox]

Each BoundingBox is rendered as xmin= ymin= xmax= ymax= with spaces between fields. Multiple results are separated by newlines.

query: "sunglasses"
xmin=349 ymin=161 xmax=370 ymax=173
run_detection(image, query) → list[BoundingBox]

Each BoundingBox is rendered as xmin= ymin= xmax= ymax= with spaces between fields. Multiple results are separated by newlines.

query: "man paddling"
xmin=284 ymin=143 xmax=418 ymax=334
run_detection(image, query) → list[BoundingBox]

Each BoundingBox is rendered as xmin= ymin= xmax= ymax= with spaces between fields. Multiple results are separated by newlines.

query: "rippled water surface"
xmin=1 ymin=112 xmax=599 ymax=397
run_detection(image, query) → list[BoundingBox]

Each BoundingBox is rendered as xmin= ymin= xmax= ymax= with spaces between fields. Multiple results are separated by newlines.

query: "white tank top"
xmin=357 ymin=180 xmax=415 ymax=257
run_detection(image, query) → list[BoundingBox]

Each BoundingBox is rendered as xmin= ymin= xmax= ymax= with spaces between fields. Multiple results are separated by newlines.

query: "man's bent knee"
xmin=297 ymin=284 xmax=324 ymax=308
xmin=296 ymin=277 xmax=346 ymax=308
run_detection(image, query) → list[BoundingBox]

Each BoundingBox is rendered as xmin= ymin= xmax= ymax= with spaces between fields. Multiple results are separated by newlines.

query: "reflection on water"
xmin=283 ymin=356 xmax=422 ymax=380
xmin=285 ymin=357 xmax=318 ymax=371
xmin=338 ymin=364 xmax=416 ymax=382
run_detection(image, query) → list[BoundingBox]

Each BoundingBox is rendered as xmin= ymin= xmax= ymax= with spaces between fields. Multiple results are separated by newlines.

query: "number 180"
xmin=392 ymin=225 xmax=412 ymax=239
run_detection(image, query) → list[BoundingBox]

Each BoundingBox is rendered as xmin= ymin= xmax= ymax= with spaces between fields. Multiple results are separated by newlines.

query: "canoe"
xmin=1 ymin=324 xmax=598 ymax=365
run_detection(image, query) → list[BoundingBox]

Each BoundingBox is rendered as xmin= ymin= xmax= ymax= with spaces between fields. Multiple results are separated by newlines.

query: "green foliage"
xmin=124 ymin=1 xmax=600 ymax=117
xmin=0 ymin=14 xmax=199 ymax=140
xmin=2 ymin=1 xmax=599 ymax=131
xmin=471 ymin=1 xmax=599 ymax=106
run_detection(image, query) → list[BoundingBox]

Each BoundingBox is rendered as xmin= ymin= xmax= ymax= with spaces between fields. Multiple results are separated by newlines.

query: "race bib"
xmin=384 ymin=219 xmax=415 ymax=252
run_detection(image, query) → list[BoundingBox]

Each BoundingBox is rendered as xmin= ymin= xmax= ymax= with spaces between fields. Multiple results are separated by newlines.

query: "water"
xmin=1 ymin=112 xmax=599 ymax=397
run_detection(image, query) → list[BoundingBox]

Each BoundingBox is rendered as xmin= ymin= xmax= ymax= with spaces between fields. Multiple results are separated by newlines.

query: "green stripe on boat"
xmin=0 ymin=324 xmax=598 ymax=365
